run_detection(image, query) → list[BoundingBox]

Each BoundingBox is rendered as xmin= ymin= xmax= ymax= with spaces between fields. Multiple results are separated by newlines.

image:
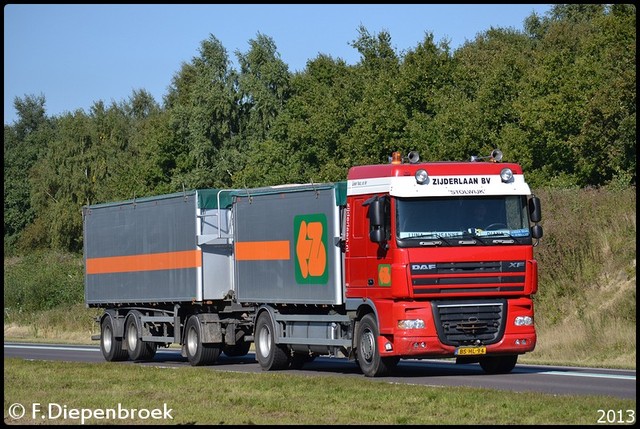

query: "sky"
xmin=4 ymin=4 xmax=553 ymax=126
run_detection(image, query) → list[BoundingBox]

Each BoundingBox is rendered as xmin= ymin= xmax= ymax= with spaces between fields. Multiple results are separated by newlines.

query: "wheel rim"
xmin=126 ymin=322 xmax=138 ymax=351
xmin=258 ymin=324 xmax=271 ymax=358
xmin=187 ymin=326 xmax=198 ymax=356
xmin=360 ymin=328 xmax=375 ymax=363
xmin=103 ymin=325 xmax=113 ymax=353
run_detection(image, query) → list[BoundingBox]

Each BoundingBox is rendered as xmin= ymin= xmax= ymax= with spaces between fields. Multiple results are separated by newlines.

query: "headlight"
xmin=415 ymin=169 xmax=428 ymax=184
xmin=398 ymin=319 xmax=425 ymax=329
xmin=514 ymin=316 xmax=533 ymax=326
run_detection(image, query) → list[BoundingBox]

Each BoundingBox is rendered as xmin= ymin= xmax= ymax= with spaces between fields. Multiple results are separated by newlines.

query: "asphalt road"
xmin=4 ymin=342 xmax=636 ymax=400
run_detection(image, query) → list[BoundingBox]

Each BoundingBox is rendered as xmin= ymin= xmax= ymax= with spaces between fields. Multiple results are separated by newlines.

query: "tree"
xmin=22 ymin=110 xmax=93 ymax=251
xmin=447 ymin=27 xmax=536 ymax=164
xmin=164 ymin=34 xmax=240 ymax=189
xmin=396 ymin=32 xmax=454 ymax=160
xmin=516 ymin=4 xmax=635 ymax=187
xmin=12 ymin=93 xmax=47 ymax=140
xmin=236 ymin=54 xmax=354 ymax=186
xmin=236 ymin=32 xmax=291 ymax=141
xmin=343 ymin=26 xmax=407 ymax=164
xmin=4 ymin=95 xmax=52 ymax=251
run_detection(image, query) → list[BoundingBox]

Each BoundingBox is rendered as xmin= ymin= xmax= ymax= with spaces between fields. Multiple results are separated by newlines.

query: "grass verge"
xmin=3 ymin=358 xmax=636 ymax=425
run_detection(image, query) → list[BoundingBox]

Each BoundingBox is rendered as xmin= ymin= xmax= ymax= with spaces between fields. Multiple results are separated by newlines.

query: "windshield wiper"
xmin=466 ymin=229 xmax=520 ymax=244
xmin=407 ymin=233 xmax=473 ymax=246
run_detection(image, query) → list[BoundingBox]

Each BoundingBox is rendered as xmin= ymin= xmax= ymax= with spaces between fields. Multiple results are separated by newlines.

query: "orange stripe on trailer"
xmin=235 ymin=241 xmax=290 ymax=261
xmin=86 ymin=249 xmax=202 ymax=275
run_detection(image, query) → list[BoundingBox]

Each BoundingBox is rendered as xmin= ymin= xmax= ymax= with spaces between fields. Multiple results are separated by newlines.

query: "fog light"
xmin=385 ymin=342 xmax=393 ymax=351
xmin=515 ymin=339 xmax=528 ymax=345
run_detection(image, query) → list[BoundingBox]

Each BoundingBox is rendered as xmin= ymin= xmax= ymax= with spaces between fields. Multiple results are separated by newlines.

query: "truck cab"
xmin=344 ymin=150 xmax=543 ymax=376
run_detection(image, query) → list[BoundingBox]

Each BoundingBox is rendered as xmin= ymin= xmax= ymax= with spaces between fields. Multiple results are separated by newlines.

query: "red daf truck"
xmin=84 ymin=149 xmax=542 ymax=376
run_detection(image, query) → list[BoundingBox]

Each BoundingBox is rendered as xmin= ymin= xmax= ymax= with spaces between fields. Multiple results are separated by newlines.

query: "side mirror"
xmin=364 ymin=196 xmax=387 ymax=244
xmin=368 ymin=198 xmax=384 ymax=227
xmin=529 ymin=196 xmax=542 ymax=223
xmin=531 ymin=224 xmax=543 ymax=239
xmin=369 ymin=228 xmax=386 ymax=243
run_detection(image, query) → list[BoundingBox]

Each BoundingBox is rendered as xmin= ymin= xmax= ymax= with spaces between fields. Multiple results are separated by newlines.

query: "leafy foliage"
xmin=3 ymin=4 xmax=636 ymax=254
xmin=4 ymin=251 xmax=84 ymax=315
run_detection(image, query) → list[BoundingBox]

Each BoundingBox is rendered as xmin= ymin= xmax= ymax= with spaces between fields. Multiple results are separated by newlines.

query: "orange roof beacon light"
xmin=390 ymin=151 xmax=402 ymax=164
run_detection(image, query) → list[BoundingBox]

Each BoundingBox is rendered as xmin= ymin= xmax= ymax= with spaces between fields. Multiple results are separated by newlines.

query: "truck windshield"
xmin=395 ymin=195 xmax=531 ymax=246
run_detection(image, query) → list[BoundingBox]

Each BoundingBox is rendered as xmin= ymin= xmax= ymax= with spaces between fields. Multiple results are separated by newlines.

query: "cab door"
xmin=345 ymin=195 xmax=393 ymax=299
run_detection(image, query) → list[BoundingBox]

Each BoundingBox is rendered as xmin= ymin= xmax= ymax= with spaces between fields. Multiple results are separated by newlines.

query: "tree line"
xmin=3 ymin=4 xmax=636 ymax=254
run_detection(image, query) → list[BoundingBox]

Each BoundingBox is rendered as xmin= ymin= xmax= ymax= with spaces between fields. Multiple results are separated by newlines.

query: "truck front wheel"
xmin=184 ymin=316 xmax=220 ymax=366
xmin=356 ymin=314 xmax=398 ymax=377
xmin=100 ymin=316 xmax=128 ymax=362
xmin=125 ymin=313 xmax=156 ymax=361
xmin=479 ymin=355 xmax=518 ymax=374
xmin=255 ymin=312 xmax=290 ymax=370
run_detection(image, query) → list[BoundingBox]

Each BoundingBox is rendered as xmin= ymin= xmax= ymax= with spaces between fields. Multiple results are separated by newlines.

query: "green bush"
xmin=3 ymin=250 xmax=84 ymax=320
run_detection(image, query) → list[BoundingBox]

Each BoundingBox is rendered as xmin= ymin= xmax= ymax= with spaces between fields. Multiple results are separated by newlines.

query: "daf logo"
xmin=412 ymin=264 xmax=436 ymax=270
xmin=509 ymin=262 xmax=525 ymax=268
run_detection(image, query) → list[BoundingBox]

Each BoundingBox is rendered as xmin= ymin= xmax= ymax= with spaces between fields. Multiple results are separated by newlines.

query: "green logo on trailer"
xmin=294 ymin=214 xmax=328 ymax=284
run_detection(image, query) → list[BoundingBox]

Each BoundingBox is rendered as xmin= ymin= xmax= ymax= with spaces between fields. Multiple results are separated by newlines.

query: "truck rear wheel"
xmin=100 ymin=316 xmax=128 ymax=362
xmin=184 ymin=316 xmax=220 ymax=366
xmin=356 ymin=314 xmax=398 ymax=377
xmin=479 ymin=355 xmax=518 ymax=374
xmin=125 ymin=313 xmax=156 ymax=361
xmin=255 ymin=312 xmax=290 ymax=370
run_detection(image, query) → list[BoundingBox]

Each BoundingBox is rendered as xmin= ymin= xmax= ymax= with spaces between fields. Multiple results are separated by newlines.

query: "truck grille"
xmin=432 ymin=299 xmax=506 ymax=346
xmin=410 ymin=261 xmax=526 ymax=296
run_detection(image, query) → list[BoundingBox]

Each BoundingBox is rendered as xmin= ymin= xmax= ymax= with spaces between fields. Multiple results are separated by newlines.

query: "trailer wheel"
xmin=184 ymin=316 xmax=220 ymax=366
xmin=125 ymin=313 xmax=156 ymax=361
xmin=100 ymin=316 xmax=128 ymax=362
xmin=255 ymin=312 xmax=290 ymax=370
xmin=356 ymin=314 xmax=398 ymax=377
xmin=222 ymin=341 xmax=251 ymax=357
xmin=479 ymin=355 xmax=518 ymax=374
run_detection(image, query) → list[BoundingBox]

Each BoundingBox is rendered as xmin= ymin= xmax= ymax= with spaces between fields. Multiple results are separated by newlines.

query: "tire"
xmin=479 ymin=355 xmax=518 ymax=374
xmin=125 ymin=313 xmax=156 ymax=361
xmin=254 ymin=312 xmax=290 ymax=370
xmin=356 ymin=314 xmax=397 ymax=377
xmin=184 ymin=316 xmax=221 ymax=366
xmin=222 ymin=340 xmax=251 ymax=357
xmin=100 ymin=316 xmax=128 ymax=362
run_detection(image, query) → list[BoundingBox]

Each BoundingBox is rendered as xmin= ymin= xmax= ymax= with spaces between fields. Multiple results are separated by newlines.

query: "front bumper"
xmin=379 ymin=331 xmax=536 ymax=358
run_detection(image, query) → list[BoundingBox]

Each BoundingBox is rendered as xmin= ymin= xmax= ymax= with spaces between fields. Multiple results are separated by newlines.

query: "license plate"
xmin=455 ymin=346 xmax=486 ymax=356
